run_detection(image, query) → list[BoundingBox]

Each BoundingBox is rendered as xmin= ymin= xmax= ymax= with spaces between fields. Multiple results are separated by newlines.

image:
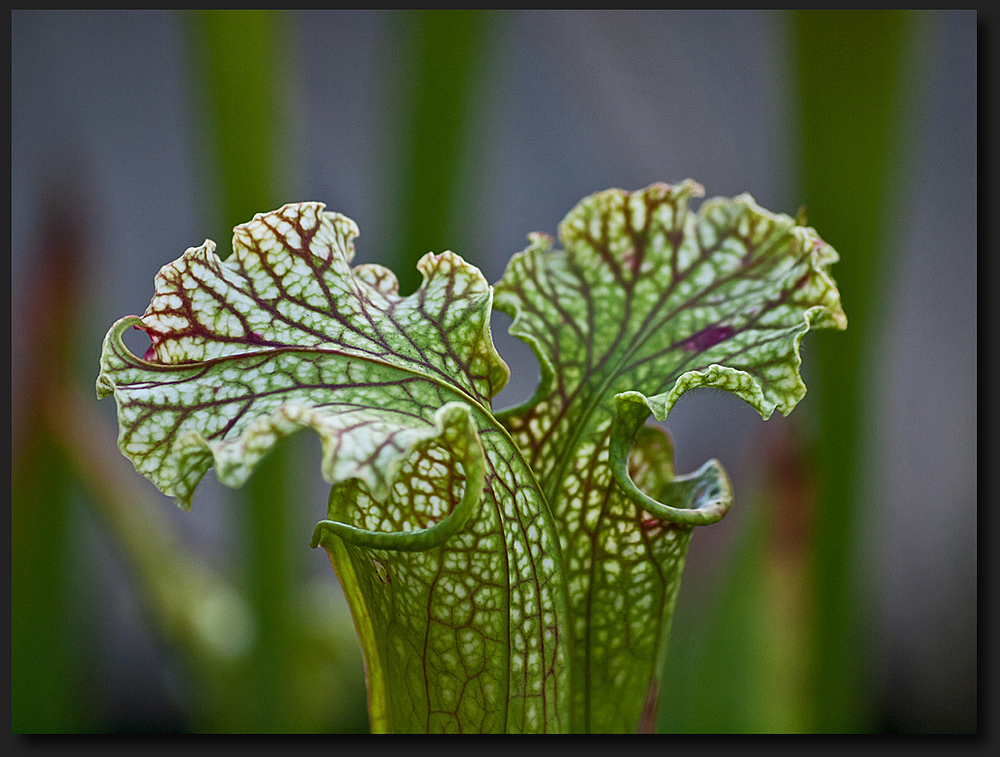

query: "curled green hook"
xmin=310 ymin=403 xmax=486 ymax=553
xmin=609 ymin=392 xmax=732 ymax=527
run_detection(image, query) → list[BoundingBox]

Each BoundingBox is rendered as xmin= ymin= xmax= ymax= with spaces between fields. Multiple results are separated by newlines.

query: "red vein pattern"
xmin=97 ymin=203 xmax=570 ymax=733
xmin=494 ymin=181 xmax=846 ymax=731
xmin=96 ymin=184 xmax=844 ymax=733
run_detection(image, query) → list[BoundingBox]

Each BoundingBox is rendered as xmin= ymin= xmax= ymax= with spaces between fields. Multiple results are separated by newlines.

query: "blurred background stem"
xmin=792 ymin=9 xmax=915 ymax=733
xmin=11 ymin=191 xmax=87 ymax=732
xmin=185 ymin=9 xmax=295 ymax=731
xmin=385 ymin=9 xmax=492 ymax=292
xmin=657 ymin=9 xmax=918 ymax=733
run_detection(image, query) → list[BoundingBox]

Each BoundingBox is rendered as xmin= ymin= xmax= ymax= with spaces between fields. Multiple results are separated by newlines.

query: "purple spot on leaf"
xmin=684 ymin=324 xmax=735 ymax=352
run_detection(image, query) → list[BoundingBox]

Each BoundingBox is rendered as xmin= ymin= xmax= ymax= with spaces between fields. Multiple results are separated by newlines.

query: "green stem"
xmin=185 ymin=9 xmax=294 ymax=731
xmin=791 ymin=9 xmax=915 ymax=732
xmin=12 ymin=431 xmax=79 ymax=732
xmin=12 ymin=195 xmax=88 ymax=732
xmin=386 ymin=9 xmax=491 ymax=294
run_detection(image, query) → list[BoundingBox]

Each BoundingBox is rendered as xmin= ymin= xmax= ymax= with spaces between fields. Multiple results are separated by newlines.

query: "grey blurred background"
xmin=12 ymin=10 xmax=977 ymax=733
